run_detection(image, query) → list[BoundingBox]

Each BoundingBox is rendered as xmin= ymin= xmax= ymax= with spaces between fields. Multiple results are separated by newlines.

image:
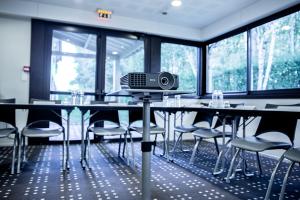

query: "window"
xmin=251 ymin=11 xmax=300 ymax=91
xmin=161 ymin=43 xmax=198 ymax=92
xmin=50 ymin=30 xmax=97 ymax=94
xmin=207 ymin=33 xmax=247 ymax=93
xmin=49 ymin=30 xmax=97 ymax=141
xmin=105 ymin=36 xmax=144 ymax=94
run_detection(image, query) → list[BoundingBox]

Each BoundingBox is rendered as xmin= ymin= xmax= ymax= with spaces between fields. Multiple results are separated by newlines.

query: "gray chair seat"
xmin=284 ymin=147 xmax=300 ymax=162
xmin=174 ymin=125 xmax=199 ymax=133
xmin=231 ymin=136 xmax=291 ymax=152
xmin=22 ymin=127 xmax=63 ymax=137
xmin=0 ymin=128 xmax=16 ymax=138
xmin=130 ymin=126 xmax=165 ymax=134
xmin=89 ymin=126 xmax=126 ymax=136
xmin=193 ymin=128 xmax=232 ymax=138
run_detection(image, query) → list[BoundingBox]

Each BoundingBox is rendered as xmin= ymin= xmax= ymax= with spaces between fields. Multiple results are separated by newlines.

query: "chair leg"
xmin=225 ymin=148 xmax=241 ymax=183
xmin=62 ymin=131 xmax=66 ymax=171
xmin=279 ymin=161 xmax=295 ymax=200
xmin=11 ymin=133 xmax=18 ymax=174
xmin=87 ymin=133 xmax=91 ymax=168
xmin=129 ymin=132 xmax=135 ymax=166
xmin=264 ymin=154 xmax=285 ymax=200
xmin=162 ymin=133 xmax=166 ymax=156
xmin=153 ymin=134 xmax=158 ymax=155
xmin=118 ymin=135 xmax=122 ymax=157
xmin=256 ymin=152 xmax=263 ymax=176
xmin=22 ymin=136 xmax=26 ymax=162
xmin=122 ymin=132 xmax=127 ymax=158
xmin=213 ymin=138 xmax=220 ymax=155
xmin=189 ymin=138 xmax=202 ymax=165
xmin=172 ymin=132 xmax=182 ymax=153
xmin=17 ymin=135 xmax=23 ymax=173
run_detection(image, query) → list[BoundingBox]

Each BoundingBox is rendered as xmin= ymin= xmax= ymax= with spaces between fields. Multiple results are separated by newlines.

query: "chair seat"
xmin=174 ymin=125 xmax=199 ymax=133
xmin=0 ymin=128 xmax=16 ymax=138
xmin=89 ymin=126 xmax=126 ymax=136
xmin=231 ymin=136 xmax=291 ymax=152
xmin=193 ymin=128 xmax=232 ymax=138
xmin=130 ymin=126 xmax=165 ymax=134
xmin=22 ymin=127 xmax=63 ymax=137
xmin=284 ymin=148 xmax=300 ymax=163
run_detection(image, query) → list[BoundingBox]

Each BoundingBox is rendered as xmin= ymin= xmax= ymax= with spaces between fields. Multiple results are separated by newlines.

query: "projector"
xmin=120 ymin=72 xmax=179 ymax=90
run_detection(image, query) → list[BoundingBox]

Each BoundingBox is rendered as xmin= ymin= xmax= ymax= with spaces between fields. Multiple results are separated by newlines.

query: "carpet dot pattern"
xmin=0 ymin=140 xmax=299 ymax=200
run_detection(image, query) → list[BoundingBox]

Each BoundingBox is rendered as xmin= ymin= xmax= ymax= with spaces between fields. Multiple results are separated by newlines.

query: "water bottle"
xmin=217 ymin=90 xmax=224 ymax=108
xmin=212 ymin=90 xmax=218 ymax=108
xmin=79 ymin=90 xmax=84 ymax=105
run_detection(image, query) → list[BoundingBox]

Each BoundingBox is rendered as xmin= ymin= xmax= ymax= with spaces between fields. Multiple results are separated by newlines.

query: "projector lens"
xmin=161 ymin=77 xmax=169 ymax=86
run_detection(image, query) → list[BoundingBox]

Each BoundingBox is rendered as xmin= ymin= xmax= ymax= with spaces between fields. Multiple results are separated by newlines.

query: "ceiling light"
xmin=112 ymin=51 xmax=118 ymax=55
xmin=171 ymin=0 xmax=182 ymax=7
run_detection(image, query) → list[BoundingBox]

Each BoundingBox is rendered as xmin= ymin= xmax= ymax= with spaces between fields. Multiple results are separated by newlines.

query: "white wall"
xmin=0 ymin=16 xmax=31 ymax=144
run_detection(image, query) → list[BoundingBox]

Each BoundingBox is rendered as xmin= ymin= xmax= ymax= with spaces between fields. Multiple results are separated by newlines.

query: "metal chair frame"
xmin=17 ymin=99 xmax=65 ymax=173
xmin=0 ymin=98 xmax=19 ymax=174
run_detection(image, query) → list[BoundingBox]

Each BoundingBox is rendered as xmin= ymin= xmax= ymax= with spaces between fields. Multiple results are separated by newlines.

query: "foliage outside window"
xmin=207 ymin=33 xmax=247 ymax=93
xmin=251 ymin=11 xmax=300 ymax=91
xmin=161 ymin=43 xmax=198 ymax=92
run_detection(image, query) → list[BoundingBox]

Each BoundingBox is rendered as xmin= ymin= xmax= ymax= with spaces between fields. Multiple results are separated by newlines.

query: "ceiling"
xmin=19 ymin=0 xmax=259 ymax=28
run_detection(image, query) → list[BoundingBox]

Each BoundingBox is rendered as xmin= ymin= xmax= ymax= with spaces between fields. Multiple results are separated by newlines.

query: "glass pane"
xmin=251 ymin=11 xmax=300 ymax=90
xmin=50 ymin=30 xmax=97 ymax=93
xmin=105 ymin=36 xmax=144 ymax=94
xmin=207 ymin=33 xmax=247 ymax=93
xmin=161 ymin=43 xmax=198 ymax=92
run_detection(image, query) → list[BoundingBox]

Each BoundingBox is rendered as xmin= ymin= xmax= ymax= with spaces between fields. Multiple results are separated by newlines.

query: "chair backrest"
xmin=128 ymin=109 xmax=157 ymax=126
xmin=192 ymin=111 xmax=215 ymax=127
xmin=89 ymin=101 xmax=120 ymax=125
xmin=0 ymin=98 xmax=16 ymax=126
xmin=254 ymin=103 xmax=300 ymax=144
xmin=213 ymin=103 xmax=244 ymax=129
xmin=27 ymin=99 xmax=62 ymax=127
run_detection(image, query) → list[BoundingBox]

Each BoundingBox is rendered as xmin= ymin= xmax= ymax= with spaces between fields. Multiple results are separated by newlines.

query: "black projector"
xmin=120 ymin=72 xmax=179 ymax=90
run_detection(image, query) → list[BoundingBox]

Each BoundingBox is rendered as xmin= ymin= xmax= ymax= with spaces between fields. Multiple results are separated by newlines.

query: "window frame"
xmin=202 ymin=3 xmax=300 ymax=99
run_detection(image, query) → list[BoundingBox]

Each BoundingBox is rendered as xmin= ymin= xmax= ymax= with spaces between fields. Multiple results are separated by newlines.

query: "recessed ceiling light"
xmin=112 ymin=51 xmax=118 ymax=55
xmin=171 ymin=0 xmax=182 ymax=7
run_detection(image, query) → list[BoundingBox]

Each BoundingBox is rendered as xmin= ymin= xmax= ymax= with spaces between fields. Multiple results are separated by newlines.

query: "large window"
xmin=161 ymin=43 xmax=198 ymax=92
xmin=50 ymin=30 xmax=97 ymax=141
xmin=207 ymin=33 xmax=247 ymax=93
xmin=105 ymin=36 xmax=144 ymax=94
xmin=50 ymin=30 xmax=97 ymax=94
xmin=251 ymin=11 xmax=300 ymax=91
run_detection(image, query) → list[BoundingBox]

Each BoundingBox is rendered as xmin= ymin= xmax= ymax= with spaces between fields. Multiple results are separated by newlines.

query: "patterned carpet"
xmin=0 ymin=140 xmax=299 ymax=200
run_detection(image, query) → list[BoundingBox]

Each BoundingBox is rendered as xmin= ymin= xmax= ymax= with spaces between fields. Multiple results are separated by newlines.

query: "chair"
xmin=172 ymin=103 xmax=214 ymax=153
xmin=17 ymin=99 xmax=65 ymax=173
xmin=189 ymin=103 xmax=243 ymax=165
xmin=225 ymin=103 xmax=300 ymax=183
xmin=127 ymin=109 xmax=166 ymax=157
xmin=83 ymin=101 xmax=128 ymax=168
xmin=265 ymin=147 xmax=300 ymax=200
xmin=0 ymin=98 xmax=19 ymax=174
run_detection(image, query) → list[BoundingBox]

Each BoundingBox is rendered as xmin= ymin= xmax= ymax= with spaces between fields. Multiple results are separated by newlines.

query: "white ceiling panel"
xmin=19 ymin=0 xmax=260 ymax=28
